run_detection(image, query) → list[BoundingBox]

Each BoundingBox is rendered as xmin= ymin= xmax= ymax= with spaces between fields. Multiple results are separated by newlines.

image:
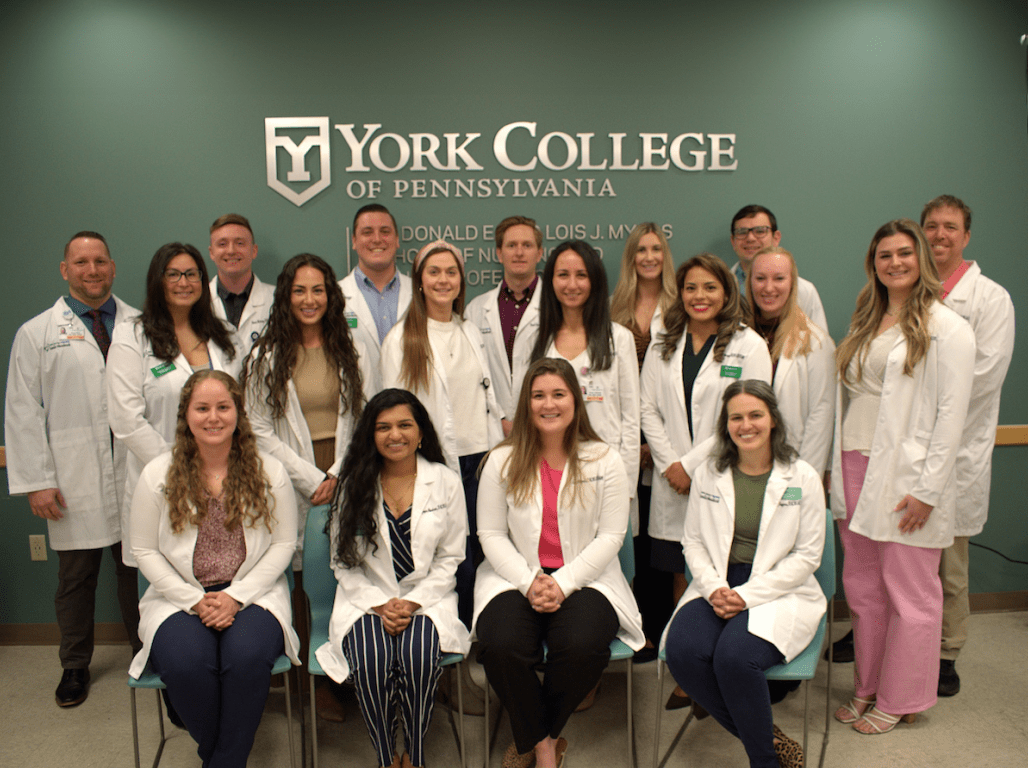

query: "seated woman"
xmin=315 ymin=389 xmax=471 ymax=768
xmin=663 ymin=380 xmax=826 ymax=768
xmin=474 ymin=358 xmax=644 ymax=768
xmin=128 ymin=370 xmax=299 ymax=768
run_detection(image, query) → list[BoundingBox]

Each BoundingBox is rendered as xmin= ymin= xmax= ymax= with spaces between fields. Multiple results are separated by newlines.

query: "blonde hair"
xmin=165 ymin=370 xmax=274 ymax=534
xmin=836 ymin=219 xmax=941 ymax=383
xmin=746 ymin=246 xmax=815 ymax=361
xmin=610 ymin=223 xmax=678 ymax=332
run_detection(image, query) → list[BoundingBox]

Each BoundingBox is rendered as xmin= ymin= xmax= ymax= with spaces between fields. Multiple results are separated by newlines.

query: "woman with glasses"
xmin=108 ymin=242 xmax=238 ymax=568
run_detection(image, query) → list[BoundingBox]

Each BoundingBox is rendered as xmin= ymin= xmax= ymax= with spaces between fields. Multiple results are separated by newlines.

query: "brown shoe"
xmin=315 ymin=683 xmax=345 ymax=722
xmin=501 ymin=741 xmax=536 ymax=768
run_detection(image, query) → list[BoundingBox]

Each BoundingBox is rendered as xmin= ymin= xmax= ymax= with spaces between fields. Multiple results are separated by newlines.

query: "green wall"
xmin=2 ymin=0 xmax=1025 ymax=624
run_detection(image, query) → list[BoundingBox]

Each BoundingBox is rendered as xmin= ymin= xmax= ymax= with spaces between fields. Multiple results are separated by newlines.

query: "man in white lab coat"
xmin=921 ymin=194 xmax=1015 ymax=697
xmin=727 ymin=204 xmax=828 ymax=333
xmin=338 ymin=203 xmax=411 ymax=387
xmin=466 ymin=215 xmax=544 ymax=437
xmin=5 ymin=231 xmax=141 ymax=708
xmin=208 ymin=213 xmax=273 ymax=357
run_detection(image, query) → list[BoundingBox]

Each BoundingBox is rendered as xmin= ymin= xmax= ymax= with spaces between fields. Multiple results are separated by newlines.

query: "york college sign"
xmin=265 ymin=118 xmax=738 ymax=207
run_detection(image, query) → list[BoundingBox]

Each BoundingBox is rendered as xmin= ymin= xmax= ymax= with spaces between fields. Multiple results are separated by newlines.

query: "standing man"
xmin=466 ymin=215 xmax=544 ymax=437
xmin=338 ymin=203 xmax=411 ymax=390
xmin=208 ymin=213 xmax=273 ymax=357
xmin=5 ymin=231 xmax=141 ymax=707
xmin=728 ymin=204 xmax=828 ymax=332
xmin=921 ymin=194 xmax=1015 ymax=696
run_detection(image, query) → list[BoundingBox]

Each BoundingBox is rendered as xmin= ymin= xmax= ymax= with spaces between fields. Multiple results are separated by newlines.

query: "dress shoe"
xmin=632 ymin=645 xmax=659 ymax=664
xmin=938 ymin=659 xmax=960 ymax=697
xmin=55 ymin=668 xmax=90 ymax=707
xmin=665 ymin=689 xmax=692 ymax=710
xmin=824 ymin=629 xmax=854 ymax=663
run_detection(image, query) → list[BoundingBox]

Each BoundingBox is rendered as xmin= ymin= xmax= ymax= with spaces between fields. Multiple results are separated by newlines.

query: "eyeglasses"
xmin=164 ymin=269 xmax=202 ymax=283
xmin=732 ymin=226 xmax=772 ymax=238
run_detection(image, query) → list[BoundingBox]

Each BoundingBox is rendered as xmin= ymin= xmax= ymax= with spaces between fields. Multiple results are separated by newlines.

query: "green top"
xmin=729 ymin=466 xmax=771 ymax=565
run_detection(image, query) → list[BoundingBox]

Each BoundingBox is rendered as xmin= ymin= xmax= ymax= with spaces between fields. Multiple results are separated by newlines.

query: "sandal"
xmin=554 ymin=737 xmax=569 ymax=768
xmin=772 ymin=725 xmax=804 ymax=768
xmin=501 ymin=741 xmax=536 ymax=768
xmin=852 ymin=706 xmax=917 ymax=734
xmin=833 ymin=695 xmax=874 ymax=724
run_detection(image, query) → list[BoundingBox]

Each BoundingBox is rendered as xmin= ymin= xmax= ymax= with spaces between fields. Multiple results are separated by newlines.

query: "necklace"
xmin=382 ymin=472 xmax=416 ymax=514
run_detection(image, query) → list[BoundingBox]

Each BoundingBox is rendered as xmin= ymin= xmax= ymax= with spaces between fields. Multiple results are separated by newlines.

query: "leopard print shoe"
xmin=772 ymin=724 xmax=804 ymax=768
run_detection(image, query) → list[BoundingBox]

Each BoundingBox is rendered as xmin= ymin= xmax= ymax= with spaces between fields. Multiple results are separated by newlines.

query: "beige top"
xmin=428 ymin=317 xmax=488 ymax=456
xmin=294 ymin=346 xmax=341 ymax=441
xmin=841 ymin=324 xmax=900 ymax=455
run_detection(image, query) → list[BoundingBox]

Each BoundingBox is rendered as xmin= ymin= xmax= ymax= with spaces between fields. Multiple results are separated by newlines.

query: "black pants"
xmin=631 ymin=480 xmax=673 ymax=645
xmin=55 ymin=542 xmax=141 ymax=667
xmin=476 ymin=588 xmax=618 ymax=753
xmin=456 ymin=451 xmax=486 ymax=628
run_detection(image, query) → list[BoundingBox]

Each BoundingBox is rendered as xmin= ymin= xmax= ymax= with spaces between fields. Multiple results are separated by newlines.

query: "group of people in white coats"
xmin=6 ymin=192 xmax=1014 ymax=768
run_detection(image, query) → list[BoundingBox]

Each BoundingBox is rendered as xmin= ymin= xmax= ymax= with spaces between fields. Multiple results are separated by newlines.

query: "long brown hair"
xmin=659 ymin=253 xmax=744 ymax=363
xmin=165 ymin=370 xmax=274 ymax=534
xmin=610 ymin=223 xmax=678 ymax=332
xmin=836 ymin=219 xmax=940 ymax=384
xmin=488 ymin=357 xmax=604 ymax=507
xmin=745 ymin=246 xmax=815 ymax=361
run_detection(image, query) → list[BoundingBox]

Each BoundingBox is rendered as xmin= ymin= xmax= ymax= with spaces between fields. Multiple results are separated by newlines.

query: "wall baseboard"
xmin=831 ymin=590 xmax=1028 ymax=621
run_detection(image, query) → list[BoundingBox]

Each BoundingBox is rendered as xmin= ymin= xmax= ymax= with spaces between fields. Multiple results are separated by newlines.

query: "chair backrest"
xmin=302 ymin=504 xmax=335 ymax=640
xmin=617 ymin=525 xmax=635 ymax=583
xmin=814 ymin=507 xmax=836 ymax=600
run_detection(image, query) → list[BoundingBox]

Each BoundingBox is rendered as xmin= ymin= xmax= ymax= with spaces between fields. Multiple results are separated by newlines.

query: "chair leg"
xmin=652 ymin=661 xmax=662 ymax=768
xmin=819 ymin=602 xmax=834 ymax=768
xmin=483 ymin=673 xmax=490 ymax=768
xmin=284 ymin=670 xmax=296 ymax=768
xmin=130 ymin=688 xmax=141 ymax=768
xmin=309 ymin=674 xmax=319 ymax=768
xmin=456 ymin=662 xmax=466 ymax=768
xmin=802 ymin=679 xmax=810 ymax=757
xmin=294 ymin=666 xmax=307 ymax=768
xmin=626 ymin=658 xmax=635 ymax=768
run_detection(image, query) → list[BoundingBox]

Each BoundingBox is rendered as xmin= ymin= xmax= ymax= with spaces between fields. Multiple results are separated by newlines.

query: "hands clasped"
xmin=372 ymin=597 xmax=422 ymax=635
xmin=528 ymin=573 xmax=566 ymax=613
xmin=192 ymin=591 xmax=242 ymax=630
xmin=709 ymin=587 xmax=746 ymax=620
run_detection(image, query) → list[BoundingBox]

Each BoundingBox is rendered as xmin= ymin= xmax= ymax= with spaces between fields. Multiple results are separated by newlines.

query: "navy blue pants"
xmin=664 ymin=563 xmax=784 ymax=768
xmin=150 ymin=603 xmax=284 ymax=768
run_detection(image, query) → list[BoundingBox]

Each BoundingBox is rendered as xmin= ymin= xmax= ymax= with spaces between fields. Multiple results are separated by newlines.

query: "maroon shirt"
xmin=498 ymin=276 xmax=538 ymax=368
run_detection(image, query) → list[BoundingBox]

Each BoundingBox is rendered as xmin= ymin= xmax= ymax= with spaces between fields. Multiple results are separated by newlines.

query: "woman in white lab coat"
xmin=380 ymin=239 xmax=502 ymax=630
xmin=474 ymin=357 xmax=644 ymax=768
xmin=663 ymin=379 xmax=825 ymax=768
xmin=832 ymin=219 xmax=974 ymax=734
xmin=316 ymin=388 xmax=469 ymax=768
xmin=108 ymin=243 xmax=238 ymax=566
xmin=745 ymin=247 xmax=835 ymax=476
xmin=609 ymin=223 xmax=678 ymax=661
xmin=129 ymin=370 xmax=299 ymax=768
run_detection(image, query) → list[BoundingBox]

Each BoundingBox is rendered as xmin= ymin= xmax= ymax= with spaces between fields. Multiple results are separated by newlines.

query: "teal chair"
xmin=127 ymin=571 xmax=299 ymax=768
xmin=482 ymin=527 xmax=638 ymax=768
xmin=302 ymin=503 xmax=466 ymax=768
xmin=652 ymin=507 xmax=836 ymax=768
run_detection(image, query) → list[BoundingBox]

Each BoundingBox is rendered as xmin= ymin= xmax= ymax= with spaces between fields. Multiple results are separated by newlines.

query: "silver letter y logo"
xmin=265 ymin=117 xmax=331 ymax=206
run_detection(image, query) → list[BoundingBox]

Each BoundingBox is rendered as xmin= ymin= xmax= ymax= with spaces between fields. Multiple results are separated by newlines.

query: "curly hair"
xmin=658 ymin=253 xmax=744 ymax=364
xmin=609 ymin=223 xmax=678 ymax=333
xmin=713 ymin=379 xmax=797 ymax=472
xmin=836 ymin=219 xmax=941 ymax=384
xmin=530 ymin=240 xmax=614 ymax=372
xmin=139 ymin=243 xmax=236 ymax=363
xmin=242 ymin=254 xmax=364 ymax=421
xmin=488 ymin=357 xmax=604 ymax=508
xmin=330 ymin=389 xmax=446 ymax=569
xmin=165 ymin=370 xmax=274 ymax=534
xmin=745 ymin=247 xmax=816 ymax=361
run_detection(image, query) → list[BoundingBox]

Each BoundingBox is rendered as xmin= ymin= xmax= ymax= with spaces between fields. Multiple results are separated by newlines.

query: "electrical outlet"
xmin=29 ymin=534 xmax=47 ymax=561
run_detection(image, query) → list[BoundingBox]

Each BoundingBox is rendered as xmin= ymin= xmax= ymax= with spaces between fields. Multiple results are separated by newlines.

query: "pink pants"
xmin=838 ymin=451 xmax=941 ymax=714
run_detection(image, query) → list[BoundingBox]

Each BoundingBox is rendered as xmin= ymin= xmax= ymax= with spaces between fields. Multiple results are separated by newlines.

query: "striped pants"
xmin=342 ymin=613 xmax=442 ymax=767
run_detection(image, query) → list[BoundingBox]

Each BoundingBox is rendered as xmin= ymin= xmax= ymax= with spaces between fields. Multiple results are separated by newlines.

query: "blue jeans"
xmin=664 ymin=563 xmax=784 ymax=768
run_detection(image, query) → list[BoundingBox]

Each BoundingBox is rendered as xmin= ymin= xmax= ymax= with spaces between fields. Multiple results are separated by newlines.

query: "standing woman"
xmin=129 ymin=370 xmax=299 ymax=768
xmin=663 ymin=380 xmax=826 ymax=768
xmin=315 ymin=389 xmax=470 ymax=768
xmin=108 ymin=243 xmax=237 ymax=566
xmin=531 ymin=240 xmax=641 ymax=524
xmin=380 ymin=239 xmax=503 ymax=629
xmin=610 ymin=223 xmax=678 ymax=660
xmin=832 ymin=219 xmax=974 ymax=734
xmin=746 ymin=247 xmax=836 ymax=476
xmin=474 ymin=358 xmax=644 ymax=768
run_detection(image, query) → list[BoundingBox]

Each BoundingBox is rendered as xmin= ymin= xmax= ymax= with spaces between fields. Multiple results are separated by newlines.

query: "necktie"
xmin=86 ymin=309 xmax=110 ymax=360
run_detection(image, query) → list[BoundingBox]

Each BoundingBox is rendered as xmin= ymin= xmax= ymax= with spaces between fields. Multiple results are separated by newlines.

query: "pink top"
xmin=538 ymin=459 xmax=564 ymax=569
xmin=192 ymin=495 xmax=247 ymax=587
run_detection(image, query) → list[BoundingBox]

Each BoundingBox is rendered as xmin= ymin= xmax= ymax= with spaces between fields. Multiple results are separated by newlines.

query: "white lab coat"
xmin=941 ymin=262 xmax=1016 ymax=536
xmin=107 ymin=321 xmax=240 ymax=566
xmin=380 ymin=316 xmax=504 ymax=471
xmin=209 ymin=275 xmax=274 ymax=359
xmin=640 ymin=327 xmax=772 ymax=544
xmin=772 ymin=322 xmax=836 ymax=475
xmin=472 ymin=442 xmax=645 ymax=651
xmin=315 ymin=455 xmax=471 ymax=682
xmin=128 ymin=451 xmax=300 ymax=678
xmin=339 ymin=270 xmax=413 ymax=393
xmin=245 ymin=344 xmax=375 ymax=563
xmin=5 ymin=296 xmax=138 ymax=550
xmin=662 ymin=457 xmax=826 ymax=663
xmin=465 ymin=280 xmax=542 ymax=421
xmin=830 ymin=303 xmax=975 ymax=548
xmin=544 ymin=323 xmax=641 ymax=505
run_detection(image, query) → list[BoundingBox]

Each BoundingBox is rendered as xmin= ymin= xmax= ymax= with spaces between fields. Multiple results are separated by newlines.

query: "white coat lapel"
xmin=758 ymin=464 xmax=791 ymax=542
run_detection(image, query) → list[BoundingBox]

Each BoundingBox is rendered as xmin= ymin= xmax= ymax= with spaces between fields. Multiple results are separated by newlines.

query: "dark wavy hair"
xmin=139 ymin=242 xmax=236 ymax=363
xmin=329 ymin=389 xmax=445 ymax=568
xmin=658 ymin=253 xmax=744 ymax=364
xmin=713 ymin=379 xmax=796 ymax=472
xmin=242 ymin=254 xmax=364 ymax=421
xmin=530 ymin=240 xmax=614 ymax=372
